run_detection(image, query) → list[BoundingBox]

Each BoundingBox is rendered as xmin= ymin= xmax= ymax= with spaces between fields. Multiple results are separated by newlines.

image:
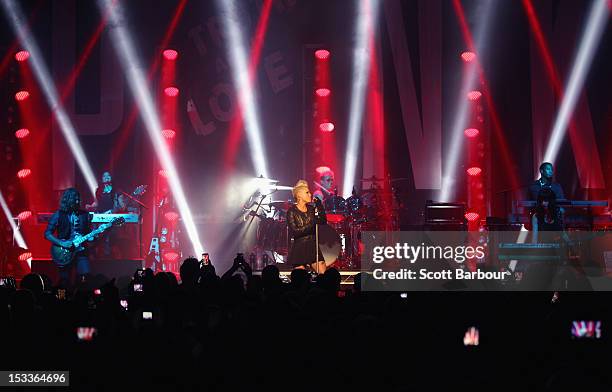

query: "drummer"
xmin=313 ymin=168 xmax=335 ymax=204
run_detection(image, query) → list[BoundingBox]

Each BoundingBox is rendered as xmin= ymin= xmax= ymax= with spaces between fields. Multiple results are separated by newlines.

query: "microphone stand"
xmin=314 ymin=200 xmax=323 ymax=275
xmin=119 ymin=190 xmax=148 ymax=209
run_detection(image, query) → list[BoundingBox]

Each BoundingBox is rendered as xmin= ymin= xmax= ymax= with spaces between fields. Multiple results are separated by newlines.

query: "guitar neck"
xmin=74 ymin=224 xmax=109 ymax=246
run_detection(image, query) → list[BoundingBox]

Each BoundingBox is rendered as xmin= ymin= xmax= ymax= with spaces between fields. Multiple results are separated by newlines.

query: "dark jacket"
xmin=286 ymin=201 xmax=327 ymax=266
xmin=287 ymin=203 xmax=327 ymax=240
xmin=45 ymin=210 xmax=92 ymax=245
xmin=528 ymin=180 xmax=565 ymax=201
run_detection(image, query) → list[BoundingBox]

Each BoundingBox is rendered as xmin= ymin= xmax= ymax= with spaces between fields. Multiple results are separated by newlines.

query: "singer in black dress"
xmin=287 ymin=180 xmax=327 ymax=272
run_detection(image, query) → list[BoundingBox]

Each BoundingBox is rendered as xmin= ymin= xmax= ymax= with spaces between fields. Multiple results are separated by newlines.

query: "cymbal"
xmin=360 ymin=176 xmax=410 ymax=183
xmin=269 ymin=201 xmax=292 ymax=211
xmin=254 ymin=175 xmax=279 ymax=184
xmin=360 ymin=176 xmax=385 ymax=182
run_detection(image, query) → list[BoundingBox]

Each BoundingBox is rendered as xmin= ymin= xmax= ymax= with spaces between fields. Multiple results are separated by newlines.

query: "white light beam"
xmin=99 ymin=0 xmax=204 ymax=256
xmin=1 ymin=0 xmax=98 ymax=197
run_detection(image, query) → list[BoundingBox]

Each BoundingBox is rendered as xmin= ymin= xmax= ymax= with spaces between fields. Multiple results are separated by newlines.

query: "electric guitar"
xmin=50 ymin=217 xmax=125 ymax=267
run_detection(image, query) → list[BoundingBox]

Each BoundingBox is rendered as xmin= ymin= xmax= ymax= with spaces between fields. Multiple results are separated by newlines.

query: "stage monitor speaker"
xmin=31 ymin=259 xmax=143 ymax=284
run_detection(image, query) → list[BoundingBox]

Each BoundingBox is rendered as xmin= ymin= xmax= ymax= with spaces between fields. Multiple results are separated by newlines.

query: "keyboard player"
xmin=85 ymin=172 xmax=122 ymax=213
xmin=531 ymin=188 xmax=565 ymax=244
xmin=528 ymin=162 xmax=565 ymax=201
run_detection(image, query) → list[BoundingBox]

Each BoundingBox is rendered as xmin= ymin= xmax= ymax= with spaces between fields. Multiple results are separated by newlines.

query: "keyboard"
xmin=91 ymin=213 xmax=140 ymax=223
xmin=498 ymin=243 xmax=560 ymax=249
xmin=497 ymin=242 xmax=561 ymax=261
xmin=516 ymin=200 xmax=608 ymax=208
xmin=36 ymin=212 xmax=140 ymax=224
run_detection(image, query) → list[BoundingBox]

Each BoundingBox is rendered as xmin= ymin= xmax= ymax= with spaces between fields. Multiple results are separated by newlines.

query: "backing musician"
xmin=86 ymin=171 xmax=127 ymax=213
xmin=529 ymin=188 xmax=574 ymax=294
xmin=44 ymin=188 xmax=92 ymax=286
xmin=313 ymin=168 xmax=335 ymax=204
xmin=528 ymin=162 xmax=565 ymax=201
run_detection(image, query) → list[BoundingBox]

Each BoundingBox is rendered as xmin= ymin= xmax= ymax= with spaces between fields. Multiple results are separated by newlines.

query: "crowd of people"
xmin=1 ymin=255 xmax=611 ymax=390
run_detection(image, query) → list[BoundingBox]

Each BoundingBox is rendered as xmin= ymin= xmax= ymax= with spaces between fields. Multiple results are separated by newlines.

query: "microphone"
xmin=313 ymin=197 xmax=322 ymax=216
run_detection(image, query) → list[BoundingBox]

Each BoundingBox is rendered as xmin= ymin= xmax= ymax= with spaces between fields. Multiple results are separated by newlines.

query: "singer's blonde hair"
xmin=292 ymin=180 xmax=309 ymax=200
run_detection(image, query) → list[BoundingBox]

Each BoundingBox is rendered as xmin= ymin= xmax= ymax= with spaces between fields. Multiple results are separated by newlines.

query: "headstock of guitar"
xmin=133 ymin=185 xmax=148 ymax=196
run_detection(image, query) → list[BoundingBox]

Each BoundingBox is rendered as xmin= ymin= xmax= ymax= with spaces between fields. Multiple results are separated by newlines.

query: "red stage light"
xmin=465 ymin=212 xmax=480 ymax=222
xmin=15 ymin=90 xmax=30 ymax=101
xmin=467 ymin=90 xmax=482 ymax=101
xmin=460 ymin=51 xmax=476 ymax=62
xmin=17 ymin=168 xmax=32 ymax=179
xmin=164 ymin=87 xmax=179 ymax=97
xmin=315 ymin=88 xmax=331 ymax=97
xmin=466 ymin=167 xmax=482 ymax=176
xmin=319 ymin=122 xmax=335 ymax=132
xmin=164 ymin=211 xmax=179 ymax=221
xmin=18 ymin=252 xmax=32 ymax=261
xmin=164 ymin=251 xmax=180 ymax=262
xmin=314 ymin=49 xmax=330 ymax=60
xmin=158 ymin=169 xmax=169 ymax=178
xmin=464 ymin=128 xmax=480 ymax=138
xmin=162 ymin=129 xmax=176 ymax=139
xmin=17 ymin=210 xmax=32 ymax=221
xmin=15 ymin=128 xmax=30 ymax=139
xmin=163 ymin=49 xmax=178 ymax=60
xmin=15 ymin=50 xmax=30 ymax=62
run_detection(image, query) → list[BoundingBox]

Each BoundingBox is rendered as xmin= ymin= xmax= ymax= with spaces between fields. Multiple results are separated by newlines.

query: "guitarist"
xmin=45 ymin=188 xmax=92 ymax=286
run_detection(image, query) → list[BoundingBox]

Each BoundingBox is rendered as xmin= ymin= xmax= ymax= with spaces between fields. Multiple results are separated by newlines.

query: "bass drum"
xmin=317 ymin=224 xmax=341 ymax=267
xmin=257 ymin=218 xmax=288 ymax=255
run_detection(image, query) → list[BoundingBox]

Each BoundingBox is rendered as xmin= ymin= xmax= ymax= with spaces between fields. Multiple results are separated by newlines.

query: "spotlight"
xmin=467 ymin=90 xmax=482 ymax=101
xmin=544 ymin=0 xmax=610 ymax=164
xmin=15 ymin=128 xmax=30 ymax=139
xmin=439 ymin=0 xmax=495 ymax=202
xmin=17 ymin=168 xmax=31 ymax=178
xmin=2 ymin=0 xmax=98 ymax=196
xmin=465 ymin=212 xmax=480 ymax=222
xmin=163 ymin=49 xmax=178 ymax=60
xmin=218 ymin=0 xmax=269 ymax=178
xmin=315 ymin=49 xmax=330 ymax=60
xmin=466 ymin=167 xmax=482 ymax=176
xmin=0 ymin=191 xmax=28 ymax=253
xmin=315 ymin=88 xmax=331 ymax=97
xmin=164 ymin=86 xmax=179 ymax=97
xmin=464 ymin=128 xmax=479 ymax=138
xmin=18 ymin=251 xmax=32 ymax=261
xmin=158 ymin=169 xmax=169 ymax=178
xmin=14 ymin=50 xmax=29 ymax=62
xmin=15 ymin=90 xmax=29 ymax=101
xmin=100 ymin=0 xmax=204 ymax=256
xmin=319 ymin=122 xmax=335 ymax=132
xmin=162 ymin=129 xmax=176 ymax=139
xmin=17 ymin=210 xmax=32 ymax=221
xmin=460 ymin=51 xmax=476 ymax=62
xmin=164 ymin=211 xmax=180 ymax=222
xmin=343 ymin=0 xmax=380 ymax=197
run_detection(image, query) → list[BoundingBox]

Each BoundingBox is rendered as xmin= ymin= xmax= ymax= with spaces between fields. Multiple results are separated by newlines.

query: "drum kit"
xmin=244 ymin=175 xmax=405 ymax=269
